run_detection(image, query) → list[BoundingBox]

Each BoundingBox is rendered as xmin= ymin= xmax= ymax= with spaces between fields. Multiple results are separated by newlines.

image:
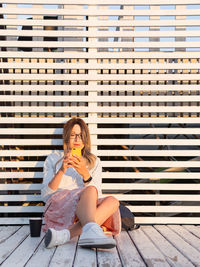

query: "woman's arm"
xmin=41 ymin=152 xmax=72 ymax=202
xmin=48 ymin=152 xmax=72 ymax=191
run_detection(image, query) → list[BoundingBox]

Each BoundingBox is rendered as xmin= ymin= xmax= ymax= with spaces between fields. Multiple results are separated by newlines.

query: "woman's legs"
xmin=69 ymin=186 xmax=119 ymax=239
xmin=75 ymin=186 xmax=98 ymax=226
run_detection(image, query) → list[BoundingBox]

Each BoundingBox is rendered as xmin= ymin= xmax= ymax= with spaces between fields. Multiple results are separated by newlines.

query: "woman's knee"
xmin=81 ymin=185 xmax=98 ymax=197
xmin=106 ymin=196 xmax=119 ymax=209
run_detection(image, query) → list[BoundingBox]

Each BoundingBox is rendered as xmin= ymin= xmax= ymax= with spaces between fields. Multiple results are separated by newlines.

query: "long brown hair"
xmin=63 ymin=118 xmax=96 ymax=169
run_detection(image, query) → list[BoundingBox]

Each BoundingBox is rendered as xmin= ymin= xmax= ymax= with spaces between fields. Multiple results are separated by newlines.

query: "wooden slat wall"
xmin=0 ymin=0 xmax=200 ymax=225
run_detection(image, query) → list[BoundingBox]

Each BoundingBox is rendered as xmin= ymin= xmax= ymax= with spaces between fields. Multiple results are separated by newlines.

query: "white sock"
xmin=62 ymin=229 xmax=70 ymax=240
xmin=82 ymin=222 xmax=97 ymax=232
xmin=66 ymin=229 xmax=71 ymax=240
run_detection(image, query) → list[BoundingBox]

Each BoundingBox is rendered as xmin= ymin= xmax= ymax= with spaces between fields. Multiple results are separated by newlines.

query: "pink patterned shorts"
xmin=42 ymin=187 xmax=121 ymax=236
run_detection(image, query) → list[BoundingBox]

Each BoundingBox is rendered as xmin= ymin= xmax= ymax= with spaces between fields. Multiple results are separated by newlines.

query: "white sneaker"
xmin=78 ymin=223 xmax=116 ymax=249
xmin=44 ymin=228 xmax=70 ymax=249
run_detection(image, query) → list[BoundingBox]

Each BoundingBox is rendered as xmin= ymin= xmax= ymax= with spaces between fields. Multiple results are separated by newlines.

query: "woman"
xmin=41 ymin=118 xmax=121 ymax=249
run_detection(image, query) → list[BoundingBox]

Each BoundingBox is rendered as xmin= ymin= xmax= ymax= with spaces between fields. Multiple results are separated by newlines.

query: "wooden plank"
xmin=1 ymin=229 xmax=45 ymax=267
xmin=168 ymin=225 xmax=200 ymax=253
xmin=2 ymin=84 xmax=200 ymax=93
xmin=2 ymin=72 xmax=200 ymax=81
xmin=1 ymin=206 xmax=200 ymax=216
xmin=25 ymin=237 xmax=56 ymax=267
xmin=135 ymin=217 xmax=200 ymax=225
xmin=128 ymin=227 xmax=170 ymax=266
xmin=102 ymin=184 xmax=200 ymax=191
xmin=1 ymin=18 xmax=200 ymax=27
xmin=102 ymin=172 xmax=200 ymax=179
xmin=0 ymin=218 xmax=32 ymax=225
xmin=2 ymin=159 xmax=200 ymax=168
xmin=0 ymin=195 xmax=42 ymax=201
xmin=115 ymin=231 xmax=145 ymax=267
xmin=1 ymin=172 xmax=199 ymax=180
xmin=2 ymin=95 xmax=200 ymax=103
xmin=0 ymin=226 xmax=29 ymax=265
xmin=142 ymin=225 xmax=194 ymax=267
xmin=1 ymin=61 xmax=200 ymax=70
xmin=2 ymin=138 xmax=200 ymax=146
xmin=3 ymin=127 xmax=200 ymax=135
xmin=0 ymin=226 xmax=21 ymax=243
xmin=0 ymin=207 xmax=44 ymax=213
xmin=73 ymin=246 xmax=97 ymax=267
xmin=49 ymin=237 xmax=78 ymax=267
xmin=1 ymin=149 xmax=200 ymax=158
xmin=2 ymin=29 xmax=200 ymax=38
xmin=96 ymin=235 xmax=122 ymax=267
xmin=1 ymin=51 xmax=200 ymax=60
xmin=1 ymin=7 xmax=199 ymax=16
xmin=0 ymin=117 xmax=200 ymax=124
xmin=183 ymin=225 xmax=200 ymax=239
xmin=97 ymin=246 xmax=122 ymax=267
xmin=2 ymin=0 xmax=200 ymax=5
xmin=2 ymin=40 xmax=200 ymax=49
xmin=3 ymin=29 xmax=200 ymax=38
xmin=155 ymin=225 xmax=200 ymax=266
xmin=2 ymin=106 xmax=200 ymax=113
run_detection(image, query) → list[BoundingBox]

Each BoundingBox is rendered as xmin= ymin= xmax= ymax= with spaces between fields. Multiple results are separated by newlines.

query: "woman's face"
xmin=69 ymin=124 xmax=84 ymax=150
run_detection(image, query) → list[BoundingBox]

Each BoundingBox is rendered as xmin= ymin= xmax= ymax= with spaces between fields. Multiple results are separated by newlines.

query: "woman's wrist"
xmin=82 ymin=170 xmax=91 ymax=181
xmin=83 ymin=176 xmax=92 ymax=183
xmin=58 ymin=168 xmax=65 ymax=175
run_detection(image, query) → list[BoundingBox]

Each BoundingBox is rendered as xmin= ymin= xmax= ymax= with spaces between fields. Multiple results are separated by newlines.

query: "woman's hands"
xmin=60 ymin=150 xmax=73 ymax=174
xmin=70 ymin=154 xmax=90 ymax=180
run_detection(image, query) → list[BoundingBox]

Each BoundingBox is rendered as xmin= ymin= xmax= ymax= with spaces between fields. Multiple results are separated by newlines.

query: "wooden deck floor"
xmin=0 ymin=225 xmax=200 ymax=267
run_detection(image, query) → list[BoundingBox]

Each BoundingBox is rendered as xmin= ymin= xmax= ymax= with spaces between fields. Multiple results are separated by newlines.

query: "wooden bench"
xmin=1 ymin=0 xmax=200 ymax=225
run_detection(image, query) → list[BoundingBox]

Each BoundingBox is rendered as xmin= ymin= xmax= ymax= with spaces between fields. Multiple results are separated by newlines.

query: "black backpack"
xmin=119 ymin=203 xmax=140 ymax=231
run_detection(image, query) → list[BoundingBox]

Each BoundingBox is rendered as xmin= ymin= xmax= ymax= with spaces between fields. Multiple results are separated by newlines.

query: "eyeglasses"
xmin=70 ymin=133 xmax=82 ymax=140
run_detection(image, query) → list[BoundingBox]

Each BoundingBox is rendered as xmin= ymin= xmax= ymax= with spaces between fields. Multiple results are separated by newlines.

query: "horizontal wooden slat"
xmin=102 ymin=183 xmax=200 ymax=190
xmin=2 ymin=62 xmax=200 ymax=70
xmin=1 ymin=84 xmax=200 ymax=92
xmin=1 ymin=19 xmax=200 ymax=27
xmin=2 ymin=183 xmax=200 ymax=191
xmin=1 ymin=127 xmax=200 ymax=135
xmin=0 ymin=205 xmax=199 ymax=214
xmin=1 ymin=172 xmax=200 ymax=179
xmin=2 ymin=41 xmax=200 ymax=49
xmin=1 ymin=192 xmax=199 ymax=203
xmin=127 ymin=206 xmax=200 ymax=213
xmin=0 ymin=207 xmax=44 ymax=213
xmin=1 ymin=7 xmax=200 ymax=16
xmin=103 ymin=194 xmax=200 ymax=201
xmin=0 ymin=195 xmax=41 ymax=201
xmin=2 ymin=29 xmax=200 ymax=38
xmin=2 ymin=0 xmax=200 ymax=5
xmin=1 ymin=160 xmax=200 ymax=168
xmin=0 ymin=117 xmax=200 ymax=124
xmin=1 ymin=139 xmax=200 ymax=146
xmin=1 ymin=149 xmax=200 ymax=157
xmin=1 ymin=51 xmax=200 ymax=59
xmin=1 ymin=106 xmax=200 ymax=113
xmin=102 ymin=172 xmax=200 ymax=179
xmin=0 ymin=184 xmax=41 ymax=190
xmin=2 ymin=73 xmax=200 ymax=81
xmin=0 ymin=172 xmax=43 ymax=178
xmin=134 ymin=217 xmax=200 ymax=224
xmin=0 ymin=216 xmax=199 ymax=225
xmin=2 ymin=95 xmax=200 ymax=103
